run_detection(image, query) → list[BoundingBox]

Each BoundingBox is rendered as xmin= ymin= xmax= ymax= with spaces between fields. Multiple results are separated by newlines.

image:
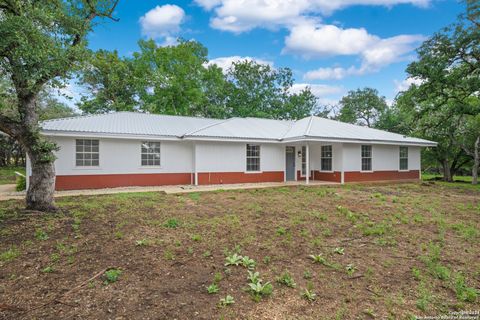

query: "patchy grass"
xmin=0 ymin=182 xmax=479 ymax=319
xmin=0 ymin=166 xmax=25 ymax=185
xmin=423 ymin=173 xmax=480 ymax=191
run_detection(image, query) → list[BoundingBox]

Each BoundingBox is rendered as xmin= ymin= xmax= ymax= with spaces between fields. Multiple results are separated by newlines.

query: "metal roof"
xmin=40 ymin=112 xmax=436 ymax=146
xmin=282 ymin=116 xmax=436 ymax=145
xmin=41 ymin=112 xmax=222 ymax=137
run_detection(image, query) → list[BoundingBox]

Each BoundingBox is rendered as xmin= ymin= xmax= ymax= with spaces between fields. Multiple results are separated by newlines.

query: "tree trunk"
xmin=25 ymin=151 xmax=57 ymax=211
xmin=472 ymin=136 xmax=479 ymax=185
xmin=1 ymin=95 xmax=59 ymax=212
xmin=442 ymin=159 xmax=453 ymax=182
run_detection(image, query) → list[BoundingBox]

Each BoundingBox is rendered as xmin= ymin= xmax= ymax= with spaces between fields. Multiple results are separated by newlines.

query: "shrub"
xmin=16 ymin=174 xmax=26 ymax=191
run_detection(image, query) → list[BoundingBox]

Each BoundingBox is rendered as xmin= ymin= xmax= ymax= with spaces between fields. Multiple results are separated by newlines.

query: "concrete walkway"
xmin=0 ymin=181 xmax=339 ymax=201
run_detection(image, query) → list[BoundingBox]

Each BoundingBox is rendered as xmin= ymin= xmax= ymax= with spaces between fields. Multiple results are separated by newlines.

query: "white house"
xmin=30 ymin=112 xmax=436 ymax=190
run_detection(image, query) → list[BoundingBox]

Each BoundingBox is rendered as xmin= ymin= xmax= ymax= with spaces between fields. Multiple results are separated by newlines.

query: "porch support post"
xmin=306 ymin=143 xmax=310 ymax=185
xmin=193 ymin=143 xmax=198 ymax=186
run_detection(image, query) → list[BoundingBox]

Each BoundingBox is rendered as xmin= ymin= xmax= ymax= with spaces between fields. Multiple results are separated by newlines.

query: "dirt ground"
xmin=0 ymin=182 xmax=479 ymax=319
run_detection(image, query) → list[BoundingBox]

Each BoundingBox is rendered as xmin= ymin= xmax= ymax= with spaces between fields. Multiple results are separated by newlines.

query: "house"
xmin=31 ymin=112 xmax=437 ymax=190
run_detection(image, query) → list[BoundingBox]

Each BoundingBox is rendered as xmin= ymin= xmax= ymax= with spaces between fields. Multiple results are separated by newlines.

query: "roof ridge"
xmin=182 ymin=117 xmax=234 ymax=137
xmin=304 ymin=115 xmax=314 ymax=136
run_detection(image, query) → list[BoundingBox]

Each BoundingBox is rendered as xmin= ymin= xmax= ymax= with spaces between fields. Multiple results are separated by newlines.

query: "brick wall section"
xmin=344 ymin=170 xmax=420 ymax=182
xmin=55 ymin=173 xmax=192 ymax=190
xmin=198 ymin=171 xmax=284 ymax=185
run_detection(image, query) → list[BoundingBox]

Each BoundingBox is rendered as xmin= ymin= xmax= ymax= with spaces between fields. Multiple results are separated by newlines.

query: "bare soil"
xmin=0 ymin=182 xmax=479 ymax=319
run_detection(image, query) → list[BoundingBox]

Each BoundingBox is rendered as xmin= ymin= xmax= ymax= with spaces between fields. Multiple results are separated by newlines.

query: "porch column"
xmin=193 ymin=143 xmax=198 ymax=186
xmin=306 ymin=143 xmax=310 ymax=185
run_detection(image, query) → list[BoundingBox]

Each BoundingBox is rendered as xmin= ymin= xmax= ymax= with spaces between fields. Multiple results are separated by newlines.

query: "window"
xmin=301 ymin=146 xmax=306 ymax=176
xmin=361 ymin=145 xmax=372 ymax=171
xmin=246 ymin=144 xmax=260 ymax=172
xmin=76 ymin=139 xmax=99 ymax=166
xmin=141 ymin=141 xmax=161 ymax=166
xmin=321 ymin=145 xmax=333 ymax=171
xmin=399 ymin=146 xmax=408 ymax=170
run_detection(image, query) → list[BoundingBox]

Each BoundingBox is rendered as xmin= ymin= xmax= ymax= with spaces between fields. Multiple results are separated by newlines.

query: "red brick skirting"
xmin=344 ymin=170 xmax=420 ymax=182
xmin=198 ymin=171 xmax=284 ymax=185
xmin=55 ymin=173 xmax=192 ymax=190
xmin=313 ymin=171 xmax=342 ymax=183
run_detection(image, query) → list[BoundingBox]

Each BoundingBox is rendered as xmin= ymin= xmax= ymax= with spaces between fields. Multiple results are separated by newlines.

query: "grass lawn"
xmin=0 ymin=182 xmax=478 ymax=319
xmin=422 ymin=173 xmax=480 ymax=191
xmin=0 ymin=166 xmax=25 ymax=185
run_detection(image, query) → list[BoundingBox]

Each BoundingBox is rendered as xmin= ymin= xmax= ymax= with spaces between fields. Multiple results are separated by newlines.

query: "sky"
xmin=67 ymin=0 xmax=465 ymax=109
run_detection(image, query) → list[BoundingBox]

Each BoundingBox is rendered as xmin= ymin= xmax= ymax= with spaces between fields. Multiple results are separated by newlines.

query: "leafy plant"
xmin=248 ymin=281 xmax=273 ymax=301
xmin=241 ymin=256 xmax=256 ymax=269
xmin=309 ymin=254 xmax=326 ymax=264
xmin=302 ymin=288 xmax=317 ymax=301
xmin=191 ymin=234 xmax=202 ymax=241
xmin=263 ymin=256 xmax=271 ymax=265
xmin=346 ymin=264 xmax=357 ymax=276
xmin=334 ymin=247 xmax=345 ymax=255
xmin=219 ymin=295 xmax=235 ymax=306
xmin=164 ymin=218 xmax=180 ymax=228
xmin=135 ymin=239 xmax=149 ymax=246
xmin=42 ymin=266 xmax=54 ymax=273
xmin=276 ymin=226 xmax=287 ymax=235
xmin=0 ymin=247 xmax=19 ymax=262
xmin=207 ymin=283 xmax=219 ymax=294
xmin=104 ymin=268 xmax=122 ymax=285
xmin=454 ymin=273 xmax=478 ymax=302
xmin=303 ymin=269 xmax=312 ymax=279
xmin=247 ymin=270 xmax=260 ymax=284
xmin=276 ymin=271 xmax=296 ymax=288
xmin=225 ymin=253 xmax=242 ymax=266
xmin=214 ymin=272 xmax=223 ymax=283
xmin=34 ymin=229 xmax=49 ymax=241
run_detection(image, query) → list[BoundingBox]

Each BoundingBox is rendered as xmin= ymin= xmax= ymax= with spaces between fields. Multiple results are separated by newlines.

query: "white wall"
xmin=49 ymin=136 xmax=286 ymax=176
xmin=50 ymin=136 xmax=194 ymax=175
xmin=342 ymin=143 xmax=421 ymax=172
xmin=195 ymin=141 xmax=284 ymax=172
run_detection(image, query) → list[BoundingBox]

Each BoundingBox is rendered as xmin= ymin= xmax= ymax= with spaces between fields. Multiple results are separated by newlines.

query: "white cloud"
xmin=304 ymin=66 xmax=361 ymax=80
xmin=394 ymin=77 xmax=424 ymax=92
xmin=140 ymin=5 xmax=185 ymax=39
xmin=206 ymin=56 xmax=274 ymax=72
xmin=295 ymin=21 xmax=424 ymax=80
xmin=284 ymin=23 xmax=377 ymax=59
xmin=290 ymin=83 xmax=343 ymax=97
xmin=194 ymin=0 xmax=430 ymax=32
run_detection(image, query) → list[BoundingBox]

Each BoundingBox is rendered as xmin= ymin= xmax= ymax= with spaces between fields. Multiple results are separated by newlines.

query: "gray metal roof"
xmin=41 ymin=112 xmax=436 ymax=146
xmin=283 ymin=116 xmax=435 ymax=145
xmin=41 ymin=112 xmax=222 ymax=137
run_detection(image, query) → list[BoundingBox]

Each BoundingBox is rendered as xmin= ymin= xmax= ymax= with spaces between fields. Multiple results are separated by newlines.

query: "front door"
xmin=285 ymin=146 xmax=295 ymax=181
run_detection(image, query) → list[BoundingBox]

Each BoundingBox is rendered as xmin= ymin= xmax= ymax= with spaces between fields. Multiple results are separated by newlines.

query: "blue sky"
xmin=74 ymin=0 xmax=464 ymax=108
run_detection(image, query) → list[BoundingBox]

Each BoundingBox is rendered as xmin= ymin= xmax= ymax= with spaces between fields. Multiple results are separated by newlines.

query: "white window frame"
xmin=75 ymin=139 xmax=99 ymax=167
xmin=399 ymin=146 xmax=409 ymax=171
xmin=361 ymin=145 xmax=373 ymax=172
xmin=141 ymin=141 xmax=161 ymax=167
xmin=246 ymin=144 xmax=261 ymax=172
xmin=320 ymin=145 xmax=333 ymax=172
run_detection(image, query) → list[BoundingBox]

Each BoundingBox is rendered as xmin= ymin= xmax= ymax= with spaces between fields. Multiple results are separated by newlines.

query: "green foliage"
xmin=42 ymin=266 xmax=54 ymax=273
xmin=336 ymin=88 xmax=388 ymax=127
xmin=104 ymin=268 xmax=122 ymax=285
xmin=219 ymin=295 xmax=235 ymax=306
xmin=346 ymin=264 xmax=357 ymax=276
xmin=34 ymin=229 xmax=49 ymax=241
xmin=224 ymin=253 xmax=242 ymax=266
xmin=247 ymin=270 xmax=273 ymax=301
xmin=309 ymin=254 xmax=326 ymax=264
xmin=301 ymin=287 xmax=317 ymax=302
xmin=241 ymin=256 xmax=256 ymax=269
xmin=207 ymin=283 xmax=219 ymax=294
xmin=164 ymin=218 xmax=180 ymax=228
xmin=334 ymin=247 xmax=345 ymax=255
xmin=15 ymin=174 xmax=26 ymax=191
xmin=454 ymin=273 xmax=478 ymax=302
xmin=276 ymin=271 xmax=296 ymax=288
xmin=0 ymin=247 xmax=19 ymax=262
xmin=135 ymin=239 xmax=150 ymax=246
